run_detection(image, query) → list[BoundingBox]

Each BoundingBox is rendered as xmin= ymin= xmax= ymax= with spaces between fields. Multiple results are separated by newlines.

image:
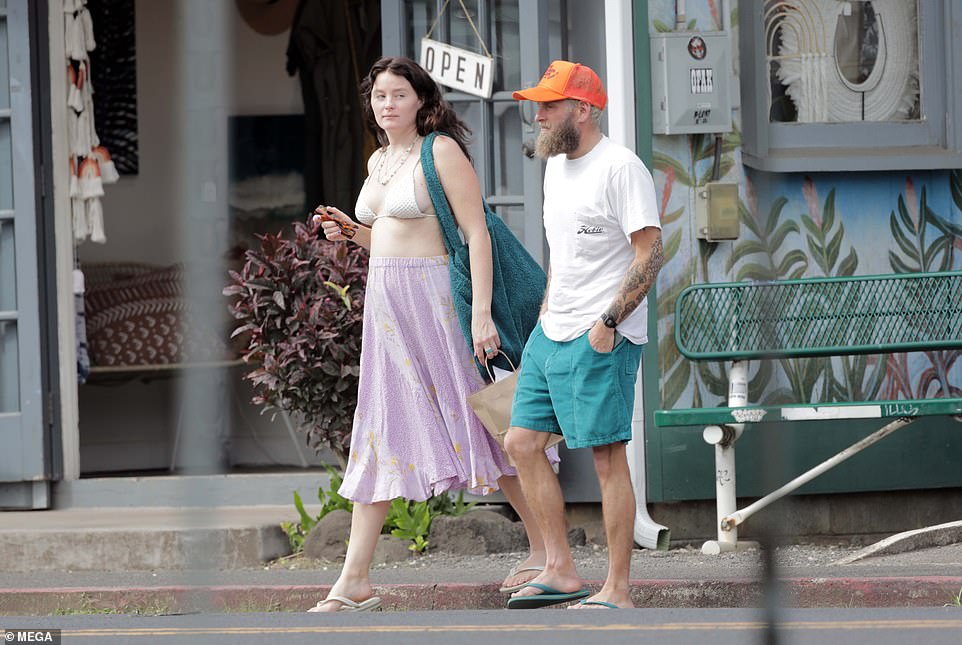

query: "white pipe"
xmin=727 ymin=360 xmax=749 ymax=407
xmin=702 ymin=360 xmax=748 ymax=555
xmin=675 ymin=0 xmax=687 ymax=31
xmin=625 ymin=351 xmax=670 ymax=549
xmin=722 ymin=416 xmax=916 ymax=530
xmin=607 ymin=0 xmax=670 ymax=550
xmin=604 ymin=0 xmax=634 ymax=151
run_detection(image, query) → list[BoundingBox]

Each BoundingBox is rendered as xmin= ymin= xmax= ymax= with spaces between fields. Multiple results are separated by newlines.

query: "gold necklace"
xmin=375 ymin=135 xmax=420 ymax=185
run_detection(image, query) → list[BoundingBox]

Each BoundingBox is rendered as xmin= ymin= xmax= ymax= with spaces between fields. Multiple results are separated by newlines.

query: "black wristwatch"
xmin=600 ymin=312 xmax=618 ymax=329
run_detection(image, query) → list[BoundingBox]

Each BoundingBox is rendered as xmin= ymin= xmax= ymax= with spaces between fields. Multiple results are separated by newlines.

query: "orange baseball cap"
xmin=512 ymin=60 xmax=607 ymax=110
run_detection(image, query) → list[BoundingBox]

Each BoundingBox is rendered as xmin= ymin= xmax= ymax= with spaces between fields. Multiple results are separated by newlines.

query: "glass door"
xmin=0 ymin=0 xmax=49 ymax=509
xmin=386 ymin=0 xmax=564 ymax=265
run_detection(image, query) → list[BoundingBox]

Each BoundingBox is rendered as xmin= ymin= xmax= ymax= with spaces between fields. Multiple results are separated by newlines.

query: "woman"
xmin=309 ymin=57 xmax=548 ymax=613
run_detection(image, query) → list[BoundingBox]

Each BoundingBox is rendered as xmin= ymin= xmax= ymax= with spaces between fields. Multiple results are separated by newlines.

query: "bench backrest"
xmin=674 ymin=271 xmax=962 ymax=360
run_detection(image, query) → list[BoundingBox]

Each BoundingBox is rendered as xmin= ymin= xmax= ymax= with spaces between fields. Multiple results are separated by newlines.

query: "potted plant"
xmin=223 ymin=221 xmax=368 ymax=467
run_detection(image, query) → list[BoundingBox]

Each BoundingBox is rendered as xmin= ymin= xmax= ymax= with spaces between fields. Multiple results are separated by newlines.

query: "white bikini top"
xmin=355 ymin=156 xmax=436 ymax=226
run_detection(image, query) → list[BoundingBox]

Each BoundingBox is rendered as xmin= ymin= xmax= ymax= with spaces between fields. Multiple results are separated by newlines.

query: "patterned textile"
xmin=84 ymin=263 xmax=230 ymax=367
xmin=338 ymin=257 xmax=517 ymax=504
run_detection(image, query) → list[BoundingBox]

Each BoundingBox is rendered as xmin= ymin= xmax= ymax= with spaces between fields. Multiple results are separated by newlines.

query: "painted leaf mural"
xmin=888 ymin=179 xmax=956 ymax=274
xmin=654 ymin=127 xmax=742 ymax=408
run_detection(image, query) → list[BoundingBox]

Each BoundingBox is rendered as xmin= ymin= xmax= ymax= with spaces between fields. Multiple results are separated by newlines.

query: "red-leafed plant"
xmin=223 ymin=222 xmax=368 ymax=467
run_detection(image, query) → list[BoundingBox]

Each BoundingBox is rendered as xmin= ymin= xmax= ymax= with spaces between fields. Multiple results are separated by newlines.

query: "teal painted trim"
xmin=633 ymin=0 xmax=662 ymax=502
xmin=633 ymin=1 xmax=653 ymax=166
xmin=655 ymin=398 xmax=962 ymax=427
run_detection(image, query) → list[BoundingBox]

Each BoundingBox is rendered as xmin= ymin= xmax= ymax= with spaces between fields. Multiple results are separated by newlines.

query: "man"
xmin=504 ymin=60 xmax=663 ymax=610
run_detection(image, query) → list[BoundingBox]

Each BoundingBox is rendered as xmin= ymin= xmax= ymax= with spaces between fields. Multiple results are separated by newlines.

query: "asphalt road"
xmin=3 ymin=608 xmax=961 ymax=645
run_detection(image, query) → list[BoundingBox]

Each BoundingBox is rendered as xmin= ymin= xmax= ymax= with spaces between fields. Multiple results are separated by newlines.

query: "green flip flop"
xmin=505 ymin=583 xmax=590 ymax=609
xmin=577 ymin=599 xmax=620 ymax=609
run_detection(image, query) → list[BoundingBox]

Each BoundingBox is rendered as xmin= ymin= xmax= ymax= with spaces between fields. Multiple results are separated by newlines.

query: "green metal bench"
xmin=654 ymin=271 xmax=962 ymax=554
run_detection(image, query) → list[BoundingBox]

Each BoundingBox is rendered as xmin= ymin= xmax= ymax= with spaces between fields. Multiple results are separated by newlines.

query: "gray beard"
xmin=535 ymin=116 xmax=580 ymax=158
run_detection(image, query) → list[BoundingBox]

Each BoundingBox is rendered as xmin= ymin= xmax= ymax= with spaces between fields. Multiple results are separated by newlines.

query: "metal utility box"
xmin=650 ymin=31 xmax=733 ymax=134
xmin=695 ymin=181 xmax=740 ymax=241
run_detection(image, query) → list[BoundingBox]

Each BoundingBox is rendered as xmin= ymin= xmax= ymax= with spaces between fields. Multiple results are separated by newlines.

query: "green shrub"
xmin=281 ymin=466 xmax=354 ymax=553
xmin=385 ymin=498 xmax=432 ymax=553
xmin=281 ymin=473 xmax=479 ymax=554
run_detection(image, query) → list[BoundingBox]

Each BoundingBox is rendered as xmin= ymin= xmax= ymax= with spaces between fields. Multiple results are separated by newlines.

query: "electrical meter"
xmin=650 ymin=31 xmax=733 ymax=134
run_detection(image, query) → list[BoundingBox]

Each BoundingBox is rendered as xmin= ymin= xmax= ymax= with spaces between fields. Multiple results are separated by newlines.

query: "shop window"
xmin=740 ymin=0 xmax=962 ymax=171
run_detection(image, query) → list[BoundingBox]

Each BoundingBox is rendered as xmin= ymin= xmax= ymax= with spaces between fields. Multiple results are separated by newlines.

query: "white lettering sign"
xmin=690 ymin=68 xmax=714 ymax=94
xmin=420 ymin=38 xmax=493 ymax=99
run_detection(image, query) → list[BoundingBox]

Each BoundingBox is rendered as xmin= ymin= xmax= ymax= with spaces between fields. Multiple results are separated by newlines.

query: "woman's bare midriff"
xmin=367 ymin=216 xmax=448 ymax=257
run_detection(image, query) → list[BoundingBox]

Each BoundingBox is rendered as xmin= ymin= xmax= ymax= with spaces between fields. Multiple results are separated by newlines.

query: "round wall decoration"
xmin=235 ymin=0 xmax=299 ymax=36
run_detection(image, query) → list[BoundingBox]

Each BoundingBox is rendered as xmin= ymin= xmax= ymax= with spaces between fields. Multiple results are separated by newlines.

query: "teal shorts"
xmin=510 ymin=322 xmax=644 ymax=449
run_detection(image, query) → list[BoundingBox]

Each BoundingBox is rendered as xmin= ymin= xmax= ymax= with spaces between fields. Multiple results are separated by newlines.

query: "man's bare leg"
xmin=572 ymin=442 xmax=636 ymax=608
xmin=504 ymin=427 xmax=583 ymax=597
xmin=498 ymin=474 xmax=547 ymax=589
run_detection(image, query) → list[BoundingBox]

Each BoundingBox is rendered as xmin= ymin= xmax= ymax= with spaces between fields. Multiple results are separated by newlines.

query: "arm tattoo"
xmin=606 ymin=235 xmax=664 ymax=323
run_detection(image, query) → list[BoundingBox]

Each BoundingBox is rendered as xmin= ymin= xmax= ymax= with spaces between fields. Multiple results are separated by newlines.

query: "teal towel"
xmin=420 ymin=132 xmax=547 ymax=380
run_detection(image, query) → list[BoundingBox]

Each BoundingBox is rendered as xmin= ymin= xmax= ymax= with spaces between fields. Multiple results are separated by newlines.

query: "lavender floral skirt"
xmin=338 ymin=256 xmax=522 ymax=504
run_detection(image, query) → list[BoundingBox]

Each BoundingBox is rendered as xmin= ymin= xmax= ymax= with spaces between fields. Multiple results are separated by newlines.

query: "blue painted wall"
xmin=645 ymin=0 xmax=962 ymax=500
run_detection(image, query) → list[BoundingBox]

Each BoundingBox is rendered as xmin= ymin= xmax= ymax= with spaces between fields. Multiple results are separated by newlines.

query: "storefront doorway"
xmin=383 ymin=0 xmax=566 ymax=264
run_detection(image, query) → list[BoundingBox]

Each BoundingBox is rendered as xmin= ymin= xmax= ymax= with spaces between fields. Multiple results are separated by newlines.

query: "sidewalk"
xmin=1 ymin=507 xmax=960 ymax=615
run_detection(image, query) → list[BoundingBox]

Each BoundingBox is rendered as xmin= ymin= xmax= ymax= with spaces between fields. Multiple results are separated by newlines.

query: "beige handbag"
xmin=468 ymin=356 xmax=563 ymax=464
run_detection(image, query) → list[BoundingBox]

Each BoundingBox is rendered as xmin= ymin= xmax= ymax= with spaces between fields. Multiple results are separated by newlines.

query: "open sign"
xmin=420 ymin=38 xmax=494 ymax=99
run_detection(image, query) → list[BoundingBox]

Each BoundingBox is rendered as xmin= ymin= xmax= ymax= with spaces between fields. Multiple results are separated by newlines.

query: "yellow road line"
xmin=51 ymin=619 xmax=962 ymax=637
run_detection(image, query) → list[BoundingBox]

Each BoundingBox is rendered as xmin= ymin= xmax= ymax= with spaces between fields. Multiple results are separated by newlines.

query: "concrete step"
xmin=52 ymin=472 xmax=333 ymax=509
xmin=0 ymin=506 xmax=303 ymax=572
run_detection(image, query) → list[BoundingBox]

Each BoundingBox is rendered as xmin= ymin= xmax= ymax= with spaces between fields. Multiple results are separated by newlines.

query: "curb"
xmin=3 ymin=577 xmax=961 ymax=615
xmin=835 ymin=521 xmax=962 ymax=564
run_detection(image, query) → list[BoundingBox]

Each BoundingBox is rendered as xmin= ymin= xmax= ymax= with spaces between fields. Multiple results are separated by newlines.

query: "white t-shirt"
xmin=540 ymin=135 xmax=661 ymax=344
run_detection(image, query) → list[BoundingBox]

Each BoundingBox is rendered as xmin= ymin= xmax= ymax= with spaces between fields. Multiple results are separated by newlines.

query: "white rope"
xmin=767 ymin=0 xmax=919 ymax=123
xmin=423 ymin=0 xmax=451 ymax=40
xmin=423 ymin=0 xmax=492 ymax=59
xmin=457 ymin=0 xmax=492 ymax=59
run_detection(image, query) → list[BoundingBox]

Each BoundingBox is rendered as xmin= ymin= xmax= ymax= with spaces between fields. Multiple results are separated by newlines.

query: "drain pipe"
xmin=701 ymin=360 xmax=747 ymax=554
xmin=607 ymin=0 xmax=670 ymax=550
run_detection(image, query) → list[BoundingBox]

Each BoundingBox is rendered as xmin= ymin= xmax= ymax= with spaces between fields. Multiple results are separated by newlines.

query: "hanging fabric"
xmin=285 ymin=0 xmax=381 ymax=213
xmin=64 ymin=0 xmax=115 ymax=381
xmin=65 ymin=0 xmax=117 ymax=246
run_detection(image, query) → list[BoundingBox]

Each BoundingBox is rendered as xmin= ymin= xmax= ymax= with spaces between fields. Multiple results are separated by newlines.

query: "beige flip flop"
xmin=499 ymin=564 xmax=545 ymax=594
xmin=307 ymin=595 xmax=383 ymax=613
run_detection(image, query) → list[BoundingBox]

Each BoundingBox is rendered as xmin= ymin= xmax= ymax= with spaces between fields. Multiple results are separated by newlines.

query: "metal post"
xmin=702 ymin=360 xmax=747 ymax=554
xmin=723 ymin=416 xmax=916 ymax=529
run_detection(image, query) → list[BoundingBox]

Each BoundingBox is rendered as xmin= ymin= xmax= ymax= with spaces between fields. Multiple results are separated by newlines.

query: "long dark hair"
xmin=360 ymin=56 xmax=472 ymax=161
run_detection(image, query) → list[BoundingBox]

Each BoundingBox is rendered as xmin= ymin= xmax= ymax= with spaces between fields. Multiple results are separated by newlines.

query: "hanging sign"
xmin=420 ymin=38 xmax=493 ymax=99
